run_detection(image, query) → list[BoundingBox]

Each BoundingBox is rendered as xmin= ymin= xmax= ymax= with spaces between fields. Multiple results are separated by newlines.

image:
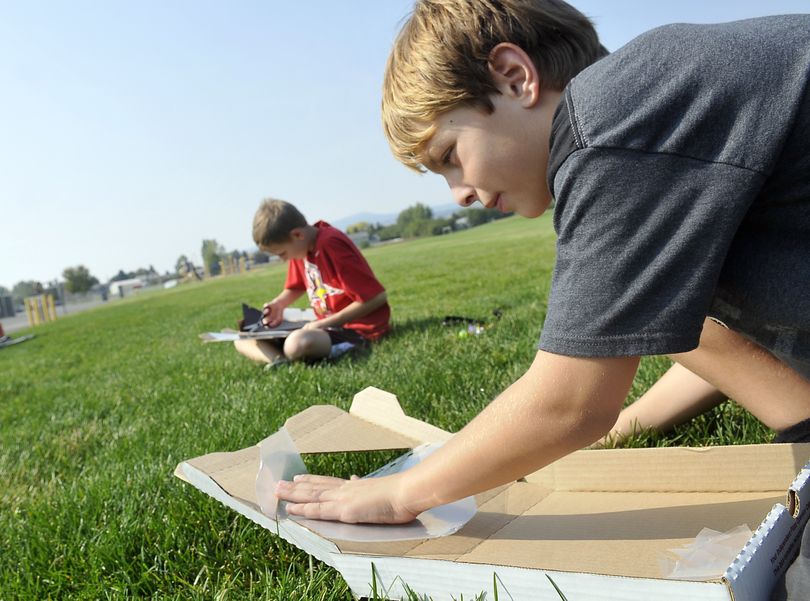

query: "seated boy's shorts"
xmin=325 ymin=327 xmax=369 ymax=348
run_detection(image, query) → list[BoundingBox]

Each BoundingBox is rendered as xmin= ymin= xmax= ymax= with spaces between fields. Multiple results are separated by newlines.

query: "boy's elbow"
xmin=570 ymin=402 xmax=622 ymax=446
xmin=526 ymin=351 xmax=637 ymax=448
xmin=367 ymin=290 xmax=387 ymax=309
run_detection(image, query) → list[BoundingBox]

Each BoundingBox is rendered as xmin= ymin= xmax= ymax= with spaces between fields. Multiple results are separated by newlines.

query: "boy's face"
xmin=262 ymin=229 xmax=309 ymax=262
xmin=424 ymin=92 xmax=553 ymax=218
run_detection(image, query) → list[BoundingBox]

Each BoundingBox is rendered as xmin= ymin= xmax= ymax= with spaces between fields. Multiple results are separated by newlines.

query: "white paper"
xmin=282 ymin=307 xmax=316 ymax=322
xmin=200 ymin=307 xmax=316 ymax=343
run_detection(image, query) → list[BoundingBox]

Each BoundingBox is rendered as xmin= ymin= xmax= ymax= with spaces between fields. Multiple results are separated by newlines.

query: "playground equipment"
xmin=24 ymin=294 xmax=57 ymax=326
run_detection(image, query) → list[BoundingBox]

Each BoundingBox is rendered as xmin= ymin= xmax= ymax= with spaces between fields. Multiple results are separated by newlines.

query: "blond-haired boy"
xmin=235 ymin=199 xmax=390 ymax=364
xmin=276 ymin=3 xmax=810 ymax=588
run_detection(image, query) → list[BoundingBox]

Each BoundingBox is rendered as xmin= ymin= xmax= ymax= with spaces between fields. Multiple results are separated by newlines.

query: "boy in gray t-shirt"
xmin=276 ymin=2 xmax=810 ymax=597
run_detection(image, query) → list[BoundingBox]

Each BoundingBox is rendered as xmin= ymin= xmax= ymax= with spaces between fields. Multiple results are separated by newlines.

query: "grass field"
xmin=1 ymin=214 xmax=771 ymax=599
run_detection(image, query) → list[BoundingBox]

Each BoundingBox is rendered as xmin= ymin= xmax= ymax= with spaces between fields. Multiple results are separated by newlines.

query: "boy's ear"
xmin=488 ymin=43 xmax=541 ymax=108
xmin=289 ymin=227 xmax=305 ymax=240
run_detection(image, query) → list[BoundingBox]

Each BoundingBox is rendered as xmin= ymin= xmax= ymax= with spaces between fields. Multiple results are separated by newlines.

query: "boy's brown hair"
xmin=382 ymin=0 xmax=606 ymax=172
xmin=252 ymin=198 xmax=308 ymax=247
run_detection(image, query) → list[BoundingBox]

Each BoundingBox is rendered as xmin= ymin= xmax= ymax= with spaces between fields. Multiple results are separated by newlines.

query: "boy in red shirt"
xmin=235 ymin=199 xmax=390 ymax=364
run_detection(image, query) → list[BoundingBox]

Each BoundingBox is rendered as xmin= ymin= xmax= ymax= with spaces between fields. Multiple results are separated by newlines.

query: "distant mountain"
xmin=332 ymin=202 xmax=460 ymax=231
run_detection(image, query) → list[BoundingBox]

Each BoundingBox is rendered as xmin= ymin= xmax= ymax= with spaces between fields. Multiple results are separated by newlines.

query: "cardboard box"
xmin=175 ymin=387 xmax=810 ymax=601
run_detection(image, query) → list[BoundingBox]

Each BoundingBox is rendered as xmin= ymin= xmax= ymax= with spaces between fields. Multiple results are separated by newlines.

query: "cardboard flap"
xmin=349 ymin=387 xmax=453 ymax=444
xmin=284 ymin=387 xmax=451 ymax=454
xmin=186 ymin=447 xmax=260 ymax=502
xmin=526 ymin=443 xmax=810 ymax=493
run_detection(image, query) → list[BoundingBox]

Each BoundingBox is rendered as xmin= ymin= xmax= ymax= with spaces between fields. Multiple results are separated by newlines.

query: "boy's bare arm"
xmin=670 ymin=319 xmax=810 ymax=432
xmin=303 ymin=291 xmax=387 ymax=330
xmin=599 ymin=362 xmax=726 ymax=446
xmin=275 ymin=351 xmax=638 ymax=524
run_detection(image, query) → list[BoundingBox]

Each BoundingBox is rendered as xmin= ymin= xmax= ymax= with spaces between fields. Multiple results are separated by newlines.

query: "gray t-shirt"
xmin=540 ymin=15 xmax=810 ymax=379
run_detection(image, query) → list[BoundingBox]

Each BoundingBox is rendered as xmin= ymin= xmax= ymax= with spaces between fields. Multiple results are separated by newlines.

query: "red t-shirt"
xmin=284 ymin=222 xmax=390 ymax=340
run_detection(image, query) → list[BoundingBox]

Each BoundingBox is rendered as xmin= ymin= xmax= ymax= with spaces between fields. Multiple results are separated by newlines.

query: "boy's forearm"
xmin=400 ymin=351 xmax=639 ymax=513
xmin=671 ymin=319 xmax=810 ymax=431
xmin=272 ymin=288 xmax=304 ymax=307
xmin=605 ymin=363 xmax=726 ymax=443
xmin=314 ymin=291 xmax=387 ymax=328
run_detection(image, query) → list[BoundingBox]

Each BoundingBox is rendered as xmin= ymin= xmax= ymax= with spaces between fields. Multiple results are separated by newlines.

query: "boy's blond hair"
xmin=382 ymin=0 xmax=606 ymax=171
xmin=252 ymin=199 xmax=308 ymax=247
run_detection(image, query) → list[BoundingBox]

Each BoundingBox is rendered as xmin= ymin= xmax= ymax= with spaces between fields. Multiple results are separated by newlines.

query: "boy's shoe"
xmin=0 ymin=334 xmax=35 ymax=348
xmin=328 ymin=341 xmax=356 ymax=360
xmin=263 ymin=356 xmax=290 ymax=370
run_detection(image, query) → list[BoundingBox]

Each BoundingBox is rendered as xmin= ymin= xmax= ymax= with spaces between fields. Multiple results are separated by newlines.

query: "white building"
xmin=109 ymin=278 xmax=143 ymax=298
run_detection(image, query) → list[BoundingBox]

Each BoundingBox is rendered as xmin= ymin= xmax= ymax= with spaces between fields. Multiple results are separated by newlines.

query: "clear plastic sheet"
xmin=255 ymin=431 xmax=477 ymax=542
xmin=658 ymin=525 xmax=754 ymax=581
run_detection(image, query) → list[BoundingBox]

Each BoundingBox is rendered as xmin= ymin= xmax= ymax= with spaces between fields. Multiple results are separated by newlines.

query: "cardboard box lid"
xmin=175 ymin=387 xmax=450 ymax=508
xmin=175 ymin=386 xmax=810 ymax=591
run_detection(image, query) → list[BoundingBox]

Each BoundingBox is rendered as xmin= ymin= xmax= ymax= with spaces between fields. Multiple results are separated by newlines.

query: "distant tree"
xmin=251 ymin=250 xmax=270 ymax=264
xmin=376 ymin=224 xmax=402 ymax=241
xmin=0 ymin=285 xmax=9 ymax=297
xmin=429 ymin=218 xmax=455 ymax=235
xmin=110 ymin=269 xmax=134 ymax=282
xmin=62 ymin=265 xmax=99 ymax=294
xmin=455 ymin=207 xmax=512 ymax=227
xmin=12 ymin=280 xmax=43 ymax=303
xmin=346 ymin=221 xmax=373 ymax=234
xmin=175 ymin=255 xmax=190 ymax=275
xmin=397 ymin=203 xmax=432 ymax=227
xmin=201 ymin=239 xmax=225 ymax=276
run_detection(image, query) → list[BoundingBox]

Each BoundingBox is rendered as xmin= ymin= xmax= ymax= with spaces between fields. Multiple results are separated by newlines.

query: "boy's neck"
xmin=302 ymin=224 xmax=319 ymax=252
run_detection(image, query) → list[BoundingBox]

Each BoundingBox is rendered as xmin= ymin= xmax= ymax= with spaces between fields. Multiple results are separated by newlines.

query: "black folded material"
xmin=241 ymin=303 xmax=266 ymax=332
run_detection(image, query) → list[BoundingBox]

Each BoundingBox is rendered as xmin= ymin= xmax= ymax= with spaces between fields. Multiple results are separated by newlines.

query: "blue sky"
xmin=2 ymin=0 xmax=808 ymax=289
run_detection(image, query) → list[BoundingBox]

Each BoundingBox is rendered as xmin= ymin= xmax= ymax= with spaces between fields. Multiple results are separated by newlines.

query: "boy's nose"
xmin=451 ymin=184 xmax=478 ymax=208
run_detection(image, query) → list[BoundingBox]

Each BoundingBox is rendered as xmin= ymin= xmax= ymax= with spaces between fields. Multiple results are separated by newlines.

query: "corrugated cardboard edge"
xmin=176 ymin=461 xmax=341 ymax=567
xmin=332 ymin=555 xmax=733 ymax=601
xmin=724 ymin=465 xmax=810 ymax=601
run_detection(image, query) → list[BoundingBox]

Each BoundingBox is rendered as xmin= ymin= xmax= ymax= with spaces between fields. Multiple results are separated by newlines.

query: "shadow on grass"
xmin=386 ymin=317 xmax=446 ymax=339
xmin=387 ymin=309 xmax=507 ymax=340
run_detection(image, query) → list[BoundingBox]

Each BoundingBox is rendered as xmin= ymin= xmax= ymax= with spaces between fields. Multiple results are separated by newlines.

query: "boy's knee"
xmin=283 ymin=330 xmax=331 ymax=361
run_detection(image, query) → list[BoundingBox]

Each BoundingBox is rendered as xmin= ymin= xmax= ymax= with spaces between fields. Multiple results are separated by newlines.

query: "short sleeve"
xmin=539 ymin=147 xmax=763 ymax=357
xmin=325 ymin=236 xmax=385 ymax=303
xmin=284 ymin=260 xmax=305 ymax=290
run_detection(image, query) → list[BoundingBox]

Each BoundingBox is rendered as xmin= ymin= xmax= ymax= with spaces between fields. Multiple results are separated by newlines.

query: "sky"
xmin=2 ymin=0 xmax=808 ymax=290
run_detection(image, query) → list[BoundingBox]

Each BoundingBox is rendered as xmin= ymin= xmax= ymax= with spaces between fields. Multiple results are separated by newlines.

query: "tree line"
xmin=346 ymin=203 xmax=512 ymax=243
xmin=2 ymin=205 xmax=511 ymax=306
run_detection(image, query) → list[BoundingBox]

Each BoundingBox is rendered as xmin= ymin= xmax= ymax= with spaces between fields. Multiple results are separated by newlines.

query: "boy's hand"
xmin=275 ymin=473 xmax=420 ymax=525
xmin=302 ymin=320 xmax=327 ymax=331
xmin=262 ymin=300 xmax=285 ymax=328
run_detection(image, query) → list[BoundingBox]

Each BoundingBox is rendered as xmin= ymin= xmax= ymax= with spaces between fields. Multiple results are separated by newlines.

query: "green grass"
xmin=0 ymin=214 xmax=771 ymax=599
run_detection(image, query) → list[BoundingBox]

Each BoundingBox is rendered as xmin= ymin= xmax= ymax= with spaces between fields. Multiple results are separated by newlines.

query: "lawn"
xmin=0 ymin=214 xmax=771 ymax=599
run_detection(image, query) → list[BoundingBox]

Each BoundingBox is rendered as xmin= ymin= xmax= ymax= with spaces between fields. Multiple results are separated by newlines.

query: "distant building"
xmin=0 ymin=296 xmax=14 ymax=318
xmin=109 ymin=278 xmax=143 ymax=298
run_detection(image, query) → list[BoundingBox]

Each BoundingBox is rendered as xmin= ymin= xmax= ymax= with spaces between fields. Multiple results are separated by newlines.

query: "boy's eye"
xmin=441 ymin=145 xmax=455 ymax=166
